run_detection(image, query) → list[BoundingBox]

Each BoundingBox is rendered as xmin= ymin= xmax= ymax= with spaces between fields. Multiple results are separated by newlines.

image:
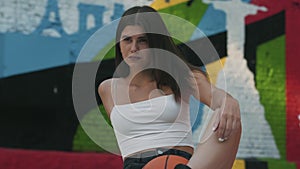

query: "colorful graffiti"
xmin=0 ymin=0 xmax=300 ymax=168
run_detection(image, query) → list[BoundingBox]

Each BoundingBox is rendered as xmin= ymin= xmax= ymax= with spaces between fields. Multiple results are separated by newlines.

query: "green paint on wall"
xmin=159 ymin=0 xmax=208 ymax=42
xmin=261 ymin=159 xmax=296 ymax=169
xmin=73 ymin=105 xmax=113 ymax=152
xmin=73 ymin=124 xmax=104 ymax=152
xmin=92 ymin=40 xmax=115 ymax=61
xmin=256 ymin=35 xmax=286 ymax=159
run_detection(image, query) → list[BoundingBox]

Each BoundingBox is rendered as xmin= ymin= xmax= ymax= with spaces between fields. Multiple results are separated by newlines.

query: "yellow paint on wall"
xmin=150 ymin=0 xmax=188 ymax=10
xmin=232 ymin=159 xmax=246 ymax=169
xmin=205 ymin=57 xmax=227 ymax=84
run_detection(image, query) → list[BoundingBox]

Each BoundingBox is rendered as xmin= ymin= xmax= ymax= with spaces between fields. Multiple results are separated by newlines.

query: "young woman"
xmin=98 ymin=6 xmax=241 ymax=169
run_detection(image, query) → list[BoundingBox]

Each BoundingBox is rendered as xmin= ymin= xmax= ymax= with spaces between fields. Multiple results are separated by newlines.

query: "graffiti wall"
xmin=0 ymin=0 xmax=299 ymax=169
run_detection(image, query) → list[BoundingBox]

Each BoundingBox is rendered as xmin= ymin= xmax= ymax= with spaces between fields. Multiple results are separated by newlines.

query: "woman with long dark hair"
xmin=98 ymin=6 xmax=241 ymax=169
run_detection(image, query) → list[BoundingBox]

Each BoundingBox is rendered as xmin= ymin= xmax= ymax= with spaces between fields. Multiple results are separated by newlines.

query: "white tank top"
xmin=110 ymin=94 xmax=194 ymax=158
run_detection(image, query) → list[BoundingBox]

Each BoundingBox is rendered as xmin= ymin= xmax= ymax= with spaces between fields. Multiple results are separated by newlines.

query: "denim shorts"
xmin=123 ymin=148 xmax=192 ymax=169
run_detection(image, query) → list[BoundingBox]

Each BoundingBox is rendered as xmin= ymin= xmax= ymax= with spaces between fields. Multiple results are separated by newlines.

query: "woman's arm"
xmin=191 ymin=70 xmax=241 ymax=141
xmin=187 ymin=108 xmax=241 ymax=169
xmin=185 ymin=71 xmax=242 ymax=169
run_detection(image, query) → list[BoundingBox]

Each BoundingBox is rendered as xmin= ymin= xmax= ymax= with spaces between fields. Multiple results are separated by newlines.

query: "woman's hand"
xmin=212 ymin=96 xmax=241 ymax=142
xmin=190 ymin=70 xmax=241 ymax=142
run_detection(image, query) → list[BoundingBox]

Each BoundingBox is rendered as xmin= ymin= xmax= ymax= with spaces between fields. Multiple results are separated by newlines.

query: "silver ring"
xmin=218 ymin=138 xmax=225 ymax=142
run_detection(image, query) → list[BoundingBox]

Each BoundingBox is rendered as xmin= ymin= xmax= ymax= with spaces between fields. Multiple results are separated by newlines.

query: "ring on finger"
xmin=218 ymin=138 xmax=225 ymax=142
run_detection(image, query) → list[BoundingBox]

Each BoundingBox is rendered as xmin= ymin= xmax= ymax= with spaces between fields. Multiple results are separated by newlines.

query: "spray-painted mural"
xmin=0 ymin=0 xmax=299 ymax=169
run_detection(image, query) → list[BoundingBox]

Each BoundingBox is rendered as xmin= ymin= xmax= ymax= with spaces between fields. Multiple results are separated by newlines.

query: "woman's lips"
xmin=128 ymin=55 xmax=141 ymax=60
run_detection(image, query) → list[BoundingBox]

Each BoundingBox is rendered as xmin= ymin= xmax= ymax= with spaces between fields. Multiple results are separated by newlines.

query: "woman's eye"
xmin=123 ymin=37 xmax=131 ymax=42
xmin=138 ymin=38 xmax=148 ymax=43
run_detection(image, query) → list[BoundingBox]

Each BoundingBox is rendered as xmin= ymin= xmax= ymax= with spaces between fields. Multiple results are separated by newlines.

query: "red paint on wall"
xmin=285 ymin=0 xmax=300 ymax=162
xmin=246 ymin=0 xmax=300 ymax=163
xmin=0 ymin=148 xmax=123 ymax=169
xmin=246 ymin=0 xmax=286 ymax=24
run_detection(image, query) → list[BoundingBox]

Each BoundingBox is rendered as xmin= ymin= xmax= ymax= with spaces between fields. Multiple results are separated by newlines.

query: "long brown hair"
xmin=114 ymin=6 xmax=204 ymax=102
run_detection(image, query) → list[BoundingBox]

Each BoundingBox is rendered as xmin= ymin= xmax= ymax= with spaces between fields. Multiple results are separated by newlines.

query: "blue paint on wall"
xmin=78 ymin=3 xmax=106 ymax=33
xmin=191 ymin=5 xmax=226 ymax=39
xmin=1 ymin=33 xmax=69 ymax=77
xmin=189 ymin=66 xmax=206 ymax=132
xmin=191 ymin=0 xmax=251 ymax=39
xmin=75 ymin=21 xmax=118 ymax=62
xmin=190 ymin=95 xmax=205 ymax=132
xmin=111 ymin=3 xmax=124 ymax=21
xmin=0 ymin=0 xmax=126 ymax=78
xmin=33 ymin=0 xmax=66 ymax=37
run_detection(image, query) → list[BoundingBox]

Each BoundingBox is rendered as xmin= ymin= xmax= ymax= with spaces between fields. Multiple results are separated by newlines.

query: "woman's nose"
xmin=130 ymin=41 xmax=138 ymax=53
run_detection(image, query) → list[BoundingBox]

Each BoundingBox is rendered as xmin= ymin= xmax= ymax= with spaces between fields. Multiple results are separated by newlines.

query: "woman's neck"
xmin=126 ymin=69 xmax=154 ymax=87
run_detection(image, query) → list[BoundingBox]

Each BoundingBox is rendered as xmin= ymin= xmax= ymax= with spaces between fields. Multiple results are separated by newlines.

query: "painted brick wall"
xmin=1 ymin=0 xmax=300 ymax=169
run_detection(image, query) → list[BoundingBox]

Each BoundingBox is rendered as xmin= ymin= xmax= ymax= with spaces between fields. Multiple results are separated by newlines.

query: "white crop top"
xmin=110 ymin=94 xmax=194 ymax=158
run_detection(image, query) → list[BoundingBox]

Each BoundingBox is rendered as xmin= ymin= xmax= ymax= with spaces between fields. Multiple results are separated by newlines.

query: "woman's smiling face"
xmin=119 ymin=25 xmax=151 ymax=69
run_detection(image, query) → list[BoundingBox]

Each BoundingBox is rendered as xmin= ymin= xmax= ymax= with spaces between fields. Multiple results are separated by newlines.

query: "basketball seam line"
xmin=165 ymin=155 xmax=170 ymax=169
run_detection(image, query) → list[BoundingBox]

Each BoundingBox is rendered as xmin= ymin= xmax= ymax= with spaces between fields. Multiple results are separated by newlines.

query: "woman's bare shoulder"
xmin=98 ymin=79 xmax=111 ymax=93
xmin=98 ymin=78 xmax=121 ymax=114
xmin=98 ymin=78 xmax=117 ymax=95
xmin=98 ymin=78 xmax=125 ymax=94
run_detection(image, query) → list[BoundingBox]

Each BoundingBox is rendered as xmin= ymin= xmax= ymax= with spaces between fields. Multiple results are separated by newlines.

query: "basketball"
xmin=143 ymin=155 xmax=189 ymax=169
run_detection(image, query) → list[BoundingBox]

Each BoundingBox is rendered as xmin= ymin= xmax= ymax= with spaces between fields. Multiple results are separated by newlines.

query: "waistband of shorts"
xmin=124 ymin=148 xmax=192 ymax=162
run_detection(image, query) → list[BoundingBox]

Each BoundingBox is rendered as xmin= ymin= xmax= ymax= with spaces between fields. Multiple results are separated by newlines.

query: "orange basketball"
xmin=143 ymin=155 xmax=189 ymax=169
